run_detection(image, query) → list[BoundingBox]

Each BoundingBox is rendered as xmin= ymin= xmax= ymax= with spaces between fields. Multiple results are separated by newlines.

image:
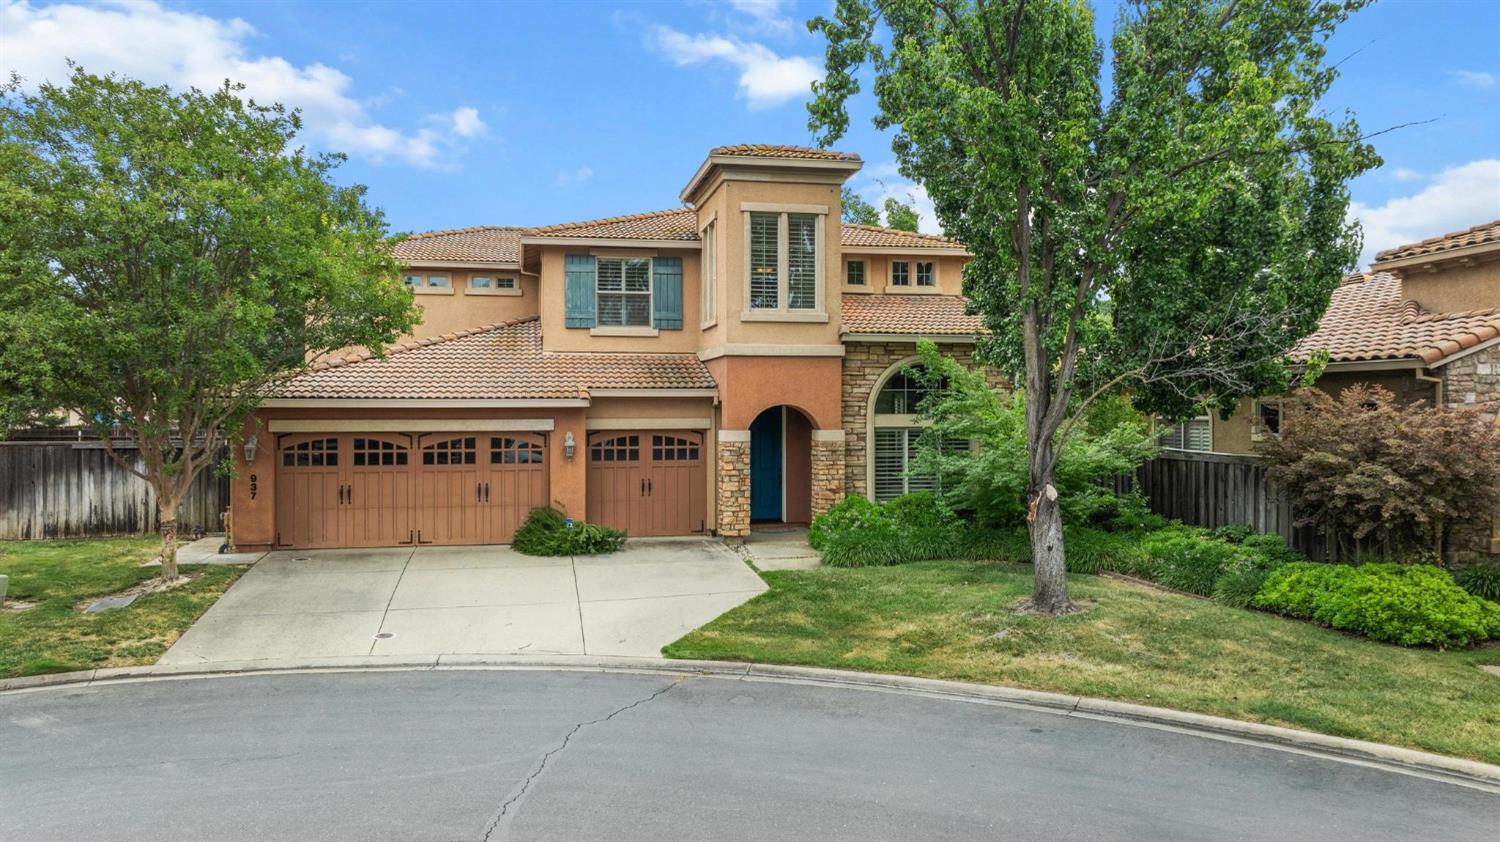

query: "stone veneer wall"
xmin=1441 ymin=342 xmax=1500 ymax=560
xmin=810 ymin=437 xmax=845 ymax=518
xmin=841 ymin=341 xmax=991 ymax=500
xmin=716 ymin=437 xmax=751 ymax=538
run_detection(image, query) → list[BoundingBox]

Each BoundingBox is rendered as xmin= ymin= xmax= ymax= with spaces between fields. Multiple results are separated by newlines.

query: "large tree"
xmin=841 ymin=186 xmax=882 ymax=224
xmin=0 ymin=68 xmax=420 ymax=579
xmin=809 ymin=0 xmax=1377 ymax=612
xmin=883 ymin=196 xmax=921 ymax=232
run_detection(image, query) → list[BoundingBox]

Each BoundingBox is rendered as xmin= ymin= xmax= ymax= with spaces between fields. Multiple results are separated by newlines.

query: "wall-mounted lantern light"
xmin=243 ymin=434 xmax=259 ymax=465
xmin=564 ymin=431 xmax=576 ymax=460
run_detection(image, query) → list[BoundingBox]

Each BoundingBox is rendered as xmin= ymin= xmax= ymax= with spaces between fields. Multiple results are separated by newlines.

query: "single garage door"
xmin=586 ymin=430 xmax=707 ymax=537
xmin=274 ymin=432 xmax=548 ymax=548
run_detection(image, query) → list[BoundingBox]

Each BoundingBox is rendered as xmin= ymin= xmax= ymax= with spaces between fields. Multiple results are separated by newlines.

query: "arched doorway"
xmin=749 ymin=405 xmax=814 ymax=525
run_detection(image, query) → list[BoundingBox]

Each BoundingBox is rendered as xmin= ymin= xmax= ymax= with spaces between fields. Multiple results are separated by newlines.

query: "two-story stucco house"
xmin=227 ymin=145 xmax=985 ymax=551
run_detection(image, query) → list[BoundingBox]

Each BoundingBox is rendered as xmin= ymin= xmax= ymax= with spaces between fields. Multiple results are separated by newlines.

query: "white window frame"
xmin=701 ymin=219 xmax=718 ymax=328
xmin=467 ymin=273 xmax=520 ymax=296
xmin=740 ymin=203 xmax=827 ymax=322
xmin=846 ymin=259 xmax=866 ymax=287
xmin=594 ymin=255 xmax=654 ymax=330
xmin=1252 ymin=399 xmax=1282 ymax=442
xmin=916 ymin=260 xmax=936 ymax=287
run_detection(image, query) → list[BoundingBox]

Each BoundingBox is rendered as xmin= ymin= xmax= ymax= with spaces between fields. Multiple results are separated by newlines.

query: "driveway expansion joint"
xmin=478 ymin=677 xmax=685 ymax=841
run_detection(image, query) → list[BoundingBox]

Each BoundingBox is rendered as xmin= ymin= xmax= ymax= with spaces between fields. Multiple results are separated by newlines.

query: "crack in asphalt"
xmin=478 ymin=677 xmax=686 ymax=842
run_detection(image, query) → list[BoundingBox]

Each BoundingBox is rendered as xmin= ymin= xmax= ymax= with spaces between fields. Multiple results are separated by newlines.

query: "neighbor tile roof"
xmin=392 ymin=226 xmax=525 ymax=263
xmin=1374 ymin=219 xmax=1500 ymax=263
xmin=1292 ymin=272 xmax=1500 ymax=365
xmin=841 ymin=223 xmax=964 ymax=250
xmin=279 ymin=317 xmax=716 ymax=401
xmin=841 ymin=294 xmax=986 ymax=337
xmin=710 ymin=144 xmax=861 ymax=161
xmin=528 ymin=208 xmax=701 ymax=241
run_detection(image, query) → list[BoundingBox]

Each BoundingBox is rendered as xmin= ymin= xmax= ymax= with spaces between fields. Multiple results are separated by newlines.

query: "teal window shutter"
xmin=564 ymin=254 xmax=596 ymax=328
xmin=653 ymin=256 xmax=683 ymax=330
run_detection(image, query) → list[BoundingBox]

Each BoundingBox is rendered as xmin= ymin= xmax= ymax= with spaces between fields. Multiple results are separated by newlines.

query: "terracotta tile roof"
xmin=279 ymin=317 xmax=716 ymax=401
xmin=528 ymin=208 xmax=700 ymax=241
xmin=392 ymin=226 xmax=525 ymax=264
xmin=1292 ymin=272 xmax=1500 ymax=365
xmin=1374 ymin=219 xmax=1500 ymax=263
xmin=841 ymin=294 xmax=985 ymax=337
xmin=841 ymin=223 xmax=964 ymax=251
xmin=710 ymin=144 xmax=861 ymax=161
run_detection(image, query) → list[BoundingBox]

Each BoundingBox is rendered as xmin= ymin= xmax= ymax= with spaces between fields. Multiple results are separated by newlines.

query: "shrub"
xmin=952 ymin=527 xmax=1030 ymax=562
xmin=512 ymin=507 xmax=625 ymax=556
xmin=1253 ymin=562 xmax=1500 ymax=647
xmin=809 ymin=495 xmax=888 ymax=551
xmin=1454 ymin=563 xmax=1500 ymax=602
xmin=1141 ymin=528 xmax=1246 ymax=596
xmin=1063 ymin=527 xmax=1145 ymax=574
xmin=820 ymin=519 xmax=909 ymax=567
xmin=884 ymin=492 xmax=960 ymax=559
xmin=1239 ymin=532 xmax=1305 ymax=567
xmin=1208 ymin=524 xmax=1254 ymax=544
xmin=1262 ymin=385 xmax=1500 ymax=559
xmin=1212 ymin=561 xmax=1270 ymax=608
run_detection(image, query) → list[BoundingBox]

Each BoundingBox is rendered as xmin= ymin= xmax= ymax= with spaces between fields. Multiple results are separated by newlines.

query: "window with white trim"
xmin=745 ymin=209 xmax=824 ymax=312
xmin=847 ymin=260 xmax=865 ymax=285
xmin=891 ymin=261 xmax=911 ymax=286
xmin=871 ymin=365 xmax=966 ymax=502
xmin=596 ymin=257 xmax=652 ymax=327
xmin=1160 ymin=416 xmax=1212 ymax=451
xmin=1252 ymin=399 xmax=1282 ymax=442
xmin=424 ymin=275 xmax=449 ymax=288
xmin=916 ymin=261 xmax=935 ymax=287
xmin=402 ymin=274 xmax=422 ymax=287
xmin=701 ymin=220 xmax=717 ymax=325
xmin=471 ymin=276 xmax=493 ymax=289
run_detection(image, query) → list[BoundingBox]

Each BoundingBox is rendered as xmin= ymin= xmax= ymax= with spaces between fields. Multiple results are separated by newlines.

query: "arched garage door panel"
xmin=587 ymin=431 xmax=706 ymax=537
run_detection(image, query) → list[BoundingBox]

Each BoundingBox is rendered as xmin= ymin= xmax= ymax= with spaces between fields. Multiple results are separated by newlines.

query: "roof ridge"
xmin=532 ymin=207 xmax=692 ymax=233
xmin=1375 ymin=218 xmax=1500 ymax=261
xmin=840 ymin=221 xmax=952 ymax=241
xmin=311 ymin=315 xmax=540 ymax=371
xmin=398 ymin=225 xmax=531 ymax=242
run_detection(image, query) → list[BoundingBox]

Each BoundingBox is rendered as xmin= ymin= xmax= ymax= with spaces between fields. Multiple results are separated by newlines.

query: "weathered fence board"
xmin=1115 ymin=450 xmax=1325 ymax=559
xmin=0 ymin=443 xmax=227 ymax=540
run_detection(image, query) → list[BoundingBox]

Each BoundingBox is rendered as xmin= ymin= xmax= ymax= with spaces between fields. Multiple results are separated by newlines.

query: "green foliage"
xmin=511 ymin=507 xmax=625 ymax=556
xmin=820 ymin=525 xmax=912 ymax=567
xmin=909 ymin=343 xmax=1159 ymax=529
xmin=1208 ymin=524 xmax=1255 ymax=544
xmin=1253 ymin=563 xmax=1500 ymax=648
xmin=1142 ymin=529 xmax=1248 ymax=596
xmin=1063 ymin=527 xmax=1145 ymax=575
xmin=809 ymin=495 xmax=888 ymax=550
xmin=1262 ymin=385 xmax=1500 ymax=559
xmin=1212 ymin=562 xmax=1271 ymax=609
xmin=1454 ymin=564 xmax=1500 ymax=603
xmin=882 ymin=196 xmax=920 ymax=232
xmin=883 ymin=490 xmax=960 ymax=558
xmin=840 ymin=187 xmax=880 ymax=225
xmin=952 ymin=527 xmax=1031 ymax=562
xmin=0 ymin=68 xmax=419 ymax=566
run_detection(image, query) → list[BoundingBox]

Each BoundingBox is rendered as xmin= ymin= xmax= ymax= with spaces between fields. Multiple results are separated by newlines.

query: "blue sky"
xmin=4 ymin=0 xmax=1498 ymax=266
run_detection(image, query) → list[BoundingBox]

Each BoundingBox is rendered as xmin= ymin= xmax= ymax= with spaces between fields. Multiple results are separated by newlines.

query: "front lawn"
xmin=665 ymin=560 xmax=1500 ymax=763
xmin=0 ymin=537 xmax=245 ymax=678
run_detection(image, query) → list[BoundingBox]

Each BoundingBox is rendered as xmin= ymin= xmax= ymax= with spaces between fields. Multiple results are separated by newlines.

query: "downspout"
xmin=1413 ymin=367 xmax=1446 ymax=560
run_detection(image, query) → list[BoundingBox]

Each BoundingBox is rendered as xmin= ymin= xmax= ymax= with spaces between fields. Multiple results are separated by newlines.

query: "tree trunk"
xmin=159 ymin=514 xmax=180 ymax=581
xmin=1025 ymin=457 xmax=1076 ymax=615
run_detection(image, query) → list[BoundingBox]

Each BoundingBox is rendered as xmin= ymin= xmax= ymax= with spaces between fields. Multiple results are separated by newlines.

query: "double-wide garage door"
xmin=274 ymin=432 xmax=548 ymax=548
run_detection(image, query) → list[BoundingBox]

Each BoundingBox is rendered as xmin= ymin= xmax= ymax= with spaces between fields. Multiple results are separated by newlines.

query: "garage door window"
xmin=423 ymin=436 xmax=477 ymax=465
xmin=492 ymin=436 xmax=544 ymax=465
xmin=352 ymin=437 xmax=408 ymax=466
xmin=283 ymin=438 xmax=338 ymax=467
xmin=591 ymin=434 xmax=640 ymax=462
xmin=652 ymin=434 xmax=700 ymax=462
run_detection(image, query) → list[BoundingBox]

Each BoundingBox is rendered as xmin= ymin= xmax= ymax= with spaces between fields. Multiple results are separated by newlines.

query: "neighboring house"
xmin=1157 ymin=219 xmax=1500 ymax=557
xmin=228 ymin=145 xmax=984 ymax=550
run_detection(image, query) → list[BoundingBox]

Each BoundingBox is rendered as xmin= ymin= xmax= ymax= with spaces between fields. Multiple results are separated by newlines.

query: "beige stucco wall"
xmin=1393 ymin=260 xmax=1500 ymax=314
xmin=840 ymin=253 xmax=966 ymax=296
xmin=402 ymin=267 xmax=538 ymax=340
xmin=1210 ymin=369 xmax=1438 ymax=455
xmin=537 ymin=246 xmax=704 ymax=353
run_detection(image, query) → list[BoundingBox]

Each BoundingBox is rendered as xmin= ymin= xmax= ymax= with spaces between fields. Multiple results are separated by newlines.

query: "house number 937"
xmin=249 ymin=474 xmax=258 ymax=500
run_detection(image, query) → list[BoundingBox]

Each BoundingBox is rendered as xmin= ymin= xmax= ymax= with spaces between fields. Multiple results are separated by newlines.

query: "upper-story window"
xmin=891 ymin=261 xmax=911 ymax=286
xmin=916 ymin=261 xmax=935 ymax=287
xmin=469 ymin=275 xmax=518 ymax=294
xmin=846 ymin=260 xmax=866 ymax=286
xmin=404 ymin=274 xmax=450 ymax=290
xmin=702 ymin=220 xmax=717 ymax=327
xmin=596 ymin=256 xmax=652 ymax=327
xmin=471 ymin=276 xmax=493 ymax=289
xmin=746 ymin=209 xmax=824 ymax=313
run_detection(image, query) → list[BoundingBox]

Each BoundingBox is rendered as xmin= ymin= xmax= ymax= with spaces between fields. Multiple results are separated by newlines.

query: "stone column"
xmin=716 ymin=430 xmax=751 ymax=538
xmin=810 ymin=430 xmax=846 ymax=518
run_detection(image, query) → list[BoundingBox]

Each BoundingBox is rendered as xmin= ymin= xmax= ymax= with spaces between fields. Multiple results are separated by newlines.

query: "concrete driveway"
xmin=161 ymin=539 xmax=765 ymax=664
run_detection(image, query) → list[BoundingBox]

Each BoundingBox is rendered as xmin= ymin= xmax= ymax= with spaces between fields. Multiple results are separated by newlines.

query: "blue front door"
xmin=750 ymin=409 xmax=783 ymax=522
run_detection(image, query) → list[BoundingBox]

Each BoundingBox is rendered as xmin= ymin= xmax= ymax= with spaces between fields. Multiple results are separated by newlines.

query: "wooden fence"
xmin=1114 ymin=449 xmax=1326 ymax=559
xmin=0 ymin=443 xmax=228 ymax=540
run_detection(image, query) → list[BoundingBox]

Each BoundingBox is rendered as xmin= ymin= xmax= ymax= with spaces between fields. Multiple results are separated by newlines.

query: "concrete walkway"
xmin=741 ymin=527 xmax=821 ymax=570
xmin=160 ymin=539 xmax=765 ymax=664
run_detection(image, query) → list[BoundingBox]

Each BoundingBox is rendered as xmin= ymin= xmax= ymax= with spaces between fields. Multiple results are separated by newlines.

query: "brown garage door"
xmin=274 ymin=431 xmax=548 ymax=548
xmin=586 ymin=430 xmax=707 ymax=537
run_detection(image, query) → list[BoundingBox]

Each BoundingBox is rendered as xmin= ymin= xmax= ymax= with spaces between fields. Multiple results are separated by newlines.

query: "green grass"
xmin=0 ymin=537 xmax=245 ymax=678
xmin=665 ymin=560 xmax=1500 ymax=763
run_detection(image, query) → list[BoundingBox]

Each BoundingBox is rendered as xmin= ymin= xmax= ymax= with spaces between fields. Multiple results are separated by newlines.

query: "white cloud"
xmin=1350 ymin=159 xmax=1500 ymax=268
xmin=848 ymin=171 xmax=944 ymax=236
xmin=649 ymin=25 xmax=820 ymax=109
xmin=556 ymin=165 xmax=594 ymax=186
xmin=0 ymin=0 xmax=485 ymax=168
xmin=728 ymin=0 xmax=793 ymax=32
xmin=1389 ymin=167 xmax=1423 ymax=182
xmin=1450 ymin=69 xmax=1496 ymax=89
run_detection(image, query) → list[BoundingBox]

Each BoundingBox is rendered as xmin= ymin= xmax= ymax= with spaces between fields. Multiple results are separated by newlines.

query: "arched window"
xmin=870 ymin=363 xmax=948 ymax=502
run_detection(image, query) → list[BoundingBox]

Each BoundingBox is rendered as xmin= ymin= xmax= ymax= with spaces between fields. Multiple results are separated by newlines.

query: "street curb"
xmin=4 ymin=655 xmax=1498 ymax=788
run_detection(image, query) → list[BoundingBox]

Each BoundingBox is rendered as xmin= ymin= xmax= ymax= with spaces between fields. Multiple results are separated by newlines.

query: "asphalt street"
xmin=2 ymin=669 xmax=1495 ymax=841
